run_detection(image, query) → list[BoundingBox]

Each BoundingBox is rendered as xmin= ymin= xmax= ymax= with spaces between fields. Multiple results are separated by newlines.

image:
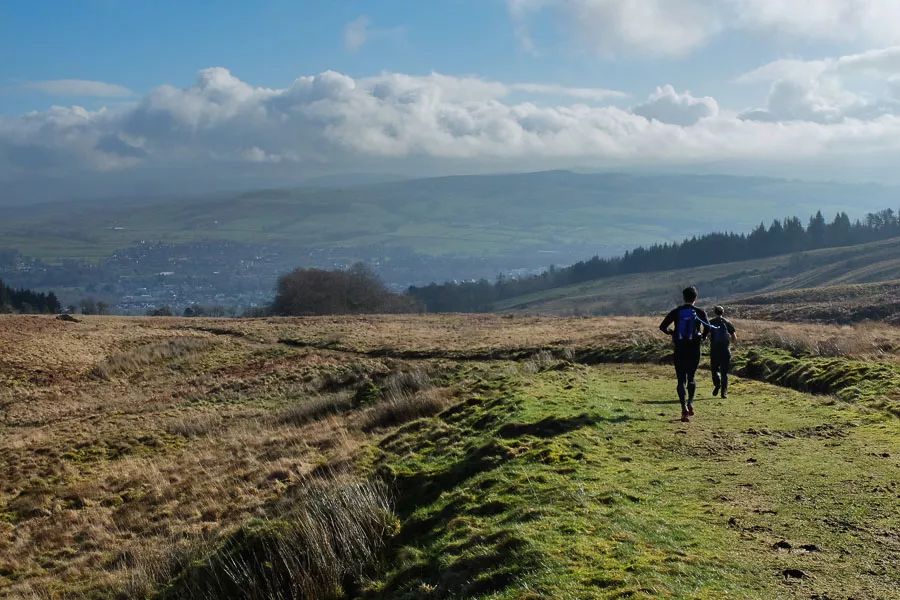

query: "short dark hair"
xmin=682 ymin=286 xmax=698 ymax=303
xmin=714 ymin=305 xmax=725 ymax=316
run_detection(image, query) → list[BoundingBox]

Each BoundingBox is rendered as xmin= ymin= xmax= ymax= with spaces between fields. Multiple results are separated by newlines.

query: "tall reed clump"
xmin=159 ymin=476 xmax=396 ymax=600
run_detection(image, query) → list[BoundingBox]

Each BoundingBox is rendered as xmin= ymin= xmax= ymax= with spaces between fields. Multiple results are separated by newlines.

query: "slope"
xmin=495 ymin=236 xmax=900 ymax=315
xmin=730 ymin=279 xmax=900 ymax=324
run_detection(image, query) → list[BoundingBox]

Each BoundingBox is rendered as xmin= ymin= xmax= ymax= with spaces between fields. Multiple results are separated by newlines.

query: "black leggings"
xmin=674 ymin=346 xmax=701 ymax=406
xmin=711 ymin=346 xmax=731 ymax=393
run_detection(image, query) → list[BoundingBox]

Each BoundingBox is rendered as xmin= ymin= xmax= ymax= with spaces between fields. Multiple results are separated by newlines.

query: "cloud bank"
xmin=4 ymin=65 xmax=900 ymax=184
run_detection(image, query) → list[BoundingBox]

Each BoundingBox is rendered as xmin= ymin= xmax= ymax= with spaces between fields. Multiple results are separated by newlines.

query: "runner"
xmin=659 ymin=286 xmax=711 ymax=422
xmin=709 ymin=305 xmax=737 ymax=398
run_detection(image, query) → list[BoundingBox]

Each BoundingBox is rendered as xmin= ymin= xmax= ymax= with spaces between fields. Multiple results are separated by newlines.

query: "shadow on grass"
xmin=497 ymin=412 xmax=630 ymax=438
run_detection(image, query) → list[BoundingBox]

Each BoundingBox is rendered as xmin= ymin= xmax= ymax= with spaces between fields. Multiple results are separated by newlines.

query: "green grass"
xmin=367 ymin=362 xmax=899 ymax=599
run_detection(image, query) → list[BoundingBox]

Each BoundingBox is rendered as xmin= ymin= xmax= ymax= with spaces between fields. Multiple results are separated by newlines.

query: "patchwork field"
xmin=1 ymin=314 xmax=898 ymax=599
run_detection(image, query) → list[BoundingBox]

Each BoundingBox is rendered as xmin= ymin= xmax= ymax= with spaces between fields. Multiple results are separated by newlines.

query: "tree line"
xmin=0 ymin=279 xmax=61 ymax=314
xmin=408 ymin=208 xmax=900 ymax=312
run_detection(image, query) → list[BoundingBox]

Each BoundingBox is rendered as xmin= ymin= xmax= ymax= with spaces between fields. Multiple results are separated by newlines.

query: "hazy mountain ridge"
xmin=4 ymin=171 xmax=898 ymax=265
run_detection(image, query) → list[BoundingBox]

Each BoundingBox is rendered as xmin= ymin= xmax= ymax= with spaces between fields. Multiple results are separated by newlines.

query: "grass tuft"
xmin=160 ymin=476 xmax=396 ymax=600
xmin=361 ymin=388 xmax=453 ymax=432
xmin=92 ymin=337 xmax=214 ymax=379
xmin=277 ymin=393 xmax=354 ymax=426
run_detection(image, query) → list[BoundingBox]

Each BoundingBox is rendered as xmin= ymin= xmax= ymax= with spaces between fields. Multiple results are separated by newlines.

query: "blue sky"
xmin=3 ymin=1 xmax=900 ymax=198
xmin=1 ymin=0 xmax=860 ymax=114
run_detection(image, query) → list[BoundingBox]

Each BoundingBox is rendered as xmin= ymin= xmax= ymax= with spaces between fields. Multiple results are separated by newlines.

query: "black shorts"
xmin=674 ymin=344 xmax=701 ymax=374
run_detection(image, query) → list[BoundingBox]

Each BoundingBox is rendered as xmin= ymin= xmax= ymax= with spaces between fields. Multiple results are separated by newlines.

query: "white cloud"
xmin=632 ymin=85 xmax=718 ymax=125
xmin=5 ymin=68 xmax=900 ymax=183
xmin=731 ymin=0 xmax=900 ymax=45
xmin=509 ymin=0 xmax=720 ymax=58
xmin=738 ymin=47 xmax=900 ymax=122
xmin=735 ymin=59 xmax=828 ymax=85
xmin=20 ymin=79 xmax=134 ymax=97
xmin=738 ymin=47 xmax=900 ymax=85
xmin=343 ymin=16 xmax=370 ymax=52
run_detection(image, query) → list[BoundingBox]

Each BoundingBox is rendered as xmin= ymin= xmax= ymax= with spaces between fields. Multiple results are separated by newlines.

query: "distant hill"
xmin=495 ymin=236 xmax=900 ymax=316
xmin=2 ymin=171 xmax=897 ymax=267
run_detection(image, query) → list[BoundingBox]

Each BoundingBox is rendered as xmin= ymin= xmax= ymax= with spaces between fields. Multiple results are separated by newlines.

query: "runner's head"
xmin=714 ymin=305 xmax=725 ymax=316
xmin=682 ymin=286 xmax=698 ymax=304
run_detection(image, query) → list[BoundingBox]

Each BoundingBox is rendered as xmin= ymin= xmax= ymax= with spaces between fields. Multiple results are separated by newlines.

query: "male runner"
xmin=659 ymin=286 xmax=710 ymax=422
xmin=708 ymin=305 xmax=737 ymax=398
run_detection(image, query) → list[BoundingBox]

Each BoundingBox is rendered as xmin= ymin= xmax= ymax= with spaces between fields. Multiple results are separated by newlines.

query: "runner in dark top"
xmin=708 ymin=305 xmax=737 ymax=398
xmin=659 ymin=286 xmax=710 ymax=422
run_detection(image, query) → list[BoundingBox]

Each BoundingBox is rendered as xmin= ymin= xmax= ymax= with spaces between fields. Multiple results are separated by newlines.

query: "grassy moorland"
xmin=1 ymin=314 xmax=898 ymax=599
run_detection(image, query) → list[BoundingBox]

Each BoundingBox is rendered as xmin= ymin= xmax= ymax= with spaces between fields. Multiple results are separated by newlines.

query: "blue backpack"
xmin=675 ymin=307 xmax=698 ymax=341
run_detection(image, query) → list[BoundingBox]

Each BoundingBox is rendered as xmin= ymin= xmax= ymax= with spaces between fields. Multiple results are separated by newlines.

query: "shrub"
xmin=352 ymin=381 xmax=382 ymax=408
xmin=272 ymin=263 xmax=418 ymax=316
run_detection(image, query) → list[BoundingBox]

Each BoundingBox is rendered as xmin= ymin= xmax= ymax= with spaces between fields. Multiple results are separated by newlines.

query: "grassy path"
xmin=371 ymin=363 xmax=900 ymax=599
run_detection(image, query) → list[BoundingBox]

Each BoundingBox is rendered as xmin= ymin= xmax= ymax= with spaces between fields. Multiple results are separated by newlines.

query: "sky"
xmin=4 ymin=0 xmax=900 ymax=200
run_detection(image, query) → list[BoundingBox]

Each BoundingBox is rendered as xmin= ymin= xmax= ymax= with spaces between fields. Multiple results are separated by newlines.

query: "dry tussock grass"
xmin=0 ymin=316 xmax=412 ymax=598
xmin=276 ymin=392 xmax=355 ymax=426
xmin=158 ymin=475 xmax=395 ymax=600
xmin=360 ymin=387 xmax=453 ymax=431
xmin=91 ymin=337 xmax=215 ymax=379
xmin=738 ymin=320 xmax=897 ymax=358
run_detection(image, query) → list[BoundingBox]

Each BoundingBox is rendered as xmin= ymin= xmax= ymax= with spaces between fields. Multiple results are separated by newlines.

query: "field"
xmin=1 ymin=314 xmax=898 ymax=599
xmin=496 ymin=236 xmax=900 ymax=317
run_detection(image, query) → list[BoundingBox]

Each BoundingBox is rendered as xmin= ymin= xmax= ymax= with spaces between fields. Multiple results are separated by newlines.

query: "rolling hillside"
xmin=495 ymin=236 xmax=900 ymax=316
xmin=2 ymin=171 xmax=897 ymax=263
